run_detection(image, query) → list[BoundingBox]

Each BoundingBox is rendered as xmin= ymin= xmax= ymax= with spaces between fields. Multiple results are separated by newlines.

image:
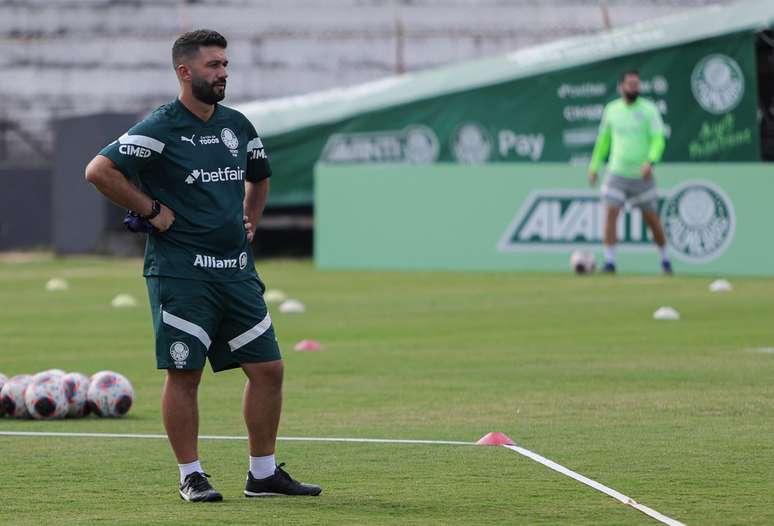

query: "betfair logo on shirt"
xmin=119 ymin=144 xmax=152 ymax=158
xmin=185 ymin=167 xmax=245 ymax=184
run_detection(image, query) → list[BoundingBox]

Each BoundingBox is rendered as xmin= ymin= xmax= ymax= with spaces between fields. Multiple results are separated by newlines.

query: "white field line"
xmin=0 ymin=430 xmax=473 ymax=446
xmin=503 ymin=444 xmax=686 ymax=526
xmin=0 ymin=431 xmax=685 ymax=525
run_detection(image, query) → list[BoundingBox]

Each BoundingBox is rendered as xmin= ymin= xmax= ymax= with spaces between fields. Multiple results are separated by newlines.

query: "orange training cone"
xmin=476 ymin=432 xmax=516 ymax=446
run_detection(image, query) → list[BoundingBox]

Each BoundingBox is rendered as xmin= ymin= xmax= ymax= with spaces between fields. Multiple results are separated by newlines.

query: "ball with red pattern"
xmin=25 ymin=376 xmax=69 ymax=420
xmin=1 ymin=375 xmax=33 ymax=419
xmin=31 ymin=370 xmax=64 ymax=385
xmin=0 ymin=373 xmax=8 ymax=417
xmin=87 ymin=371 xmax=134 ymax=417
xmin=62 ymin=372 xmax=90 ymax=418
xmin=569 ymin=250 xmax=597 ymax=274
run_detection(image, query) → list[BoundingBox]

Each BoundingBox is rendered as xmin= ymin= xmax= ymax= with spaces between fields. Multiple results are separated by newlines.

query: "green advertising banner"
xmin=315 ymin=163 xmax=774 ymax=276
xmin=263 ymin=30 xmax=760 ymax=207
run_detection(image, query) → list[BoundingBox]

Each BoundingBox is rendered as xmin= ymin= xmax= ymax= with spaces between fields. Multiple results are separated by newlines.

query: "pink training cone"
xmin=476 ymin=432 xmax=516 ymax=446
xmin=293 ymin=339 xmax=323 ymax=352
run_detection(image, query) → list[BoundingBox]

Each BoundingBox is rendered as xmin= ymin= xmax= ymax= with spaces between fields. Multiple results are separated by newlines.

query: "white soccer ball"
xmin=1 ymin=374 xmax=33 ymax=418
xmin=62 ymin=372 xmax=91 ymax=418
xmin=570 ymin=250 xmax=597 ymax=274
xmin=87 ymin=371 xmax=134 ymax=417
xmin=0 ymin=373 xmax=7 ymax=417
xmin=25 ymin=376 xmax=69 ymax=420
xmin=32 ymin=370 xmax=65 ymax=385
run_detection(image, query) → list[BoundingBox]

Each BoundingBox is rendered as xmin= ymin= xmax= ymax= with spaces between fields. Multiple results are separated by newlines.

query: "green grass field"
xmin=1 ymin=257 xmax=773 ymax=525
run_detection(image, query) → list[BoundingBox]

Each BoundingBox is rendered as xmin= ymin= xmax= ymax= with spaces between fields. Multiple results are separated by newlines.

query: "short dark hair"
xmin=619 ymin=70 xmax=640 ymax=83
xmin=172 ymin=29 xmax=227 ymax=68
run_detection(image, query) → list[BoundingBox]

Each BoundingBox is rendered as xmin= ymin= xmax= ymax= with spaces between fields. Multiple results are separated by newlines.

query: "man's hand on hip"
xmin=588 ymin=171 xmax=598 ymax=187
xmin=641 ymin=162 xmax=654 ymax=180
xmin=243 ymin=215 xmax=254 ymax=242
xmin=149 ymin=204 xmax=175 ymax=232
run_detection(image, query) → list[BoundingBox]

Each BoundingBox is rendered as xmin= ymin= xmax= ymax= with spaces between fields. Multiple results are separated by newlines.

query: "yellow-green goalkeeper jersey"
xmin=99 ymin=99 xmax=271 ymax=282
xmin=589 ymin=97 xmax=666 ymax=178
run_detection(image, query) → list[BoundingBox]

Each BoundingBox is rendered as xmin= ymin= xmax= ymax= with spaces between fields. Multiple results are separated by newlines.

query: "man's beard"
xmin=623 ymin=91 xmax=639 ymax=103
xmin=191 ymin=75 xmax=225 ymax=105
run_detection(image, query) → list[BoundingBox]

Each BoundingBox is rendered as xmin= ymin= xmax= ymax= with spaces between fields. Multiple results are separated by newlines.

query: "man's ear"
xmin=176 ymin=63 xmax=192 ymax=82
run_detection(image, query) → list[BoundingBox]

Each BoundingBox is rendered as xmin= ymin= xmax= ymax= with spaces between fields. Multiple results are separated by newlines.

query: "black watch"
xmin=144 ymin=199 xmax=161 ymax=220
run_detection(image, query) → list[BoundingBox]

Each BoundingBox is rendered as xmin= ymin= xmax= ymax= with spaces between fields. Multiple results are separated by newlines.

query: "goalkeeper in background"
xmin=588 ymin=70 xmax=672 ymax=274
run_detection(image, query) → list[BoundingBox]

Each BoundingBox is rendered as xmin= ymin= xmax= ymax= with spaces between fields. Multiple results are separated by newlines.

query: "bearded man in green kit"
xmin=85 ymin=29 xmax=321 ymax=502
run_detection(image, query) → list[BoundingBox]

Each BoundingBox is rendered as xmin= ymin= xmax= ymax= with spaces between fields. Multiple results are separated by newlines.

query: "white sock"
xmin=604 ymin=245 xmax=616 ymax=264
xmin=179 ymin=460 xmax=203 ymax=484
xmin=658 ymin=245 xmax=669 ymax=262
xmin=250 ymin=454 xmax=276 ymax=480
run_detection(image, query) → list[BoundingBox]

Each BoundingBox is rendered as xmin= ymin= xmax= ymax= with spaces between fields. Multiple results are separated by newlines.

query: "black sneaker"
xmin=662 ymin=260 xmax=673 ymax=275
xmin=244 ymin=463 xmax=322 ymax=497
xmin=602 ymin=262 xmax=616 ymax=274
xmin=179 ymin=472 xmax=223 ymax=502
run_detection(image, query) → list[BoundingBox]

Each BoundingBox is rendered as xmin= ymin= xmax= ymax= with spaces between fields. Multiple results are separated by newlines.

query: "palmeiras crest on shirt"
xmin=221 ymin=128 xmax=239 ymax=157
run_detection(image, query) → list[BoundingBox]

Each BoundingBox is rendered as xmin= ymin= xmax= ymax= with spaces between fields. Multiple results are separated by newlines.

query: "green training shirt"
xmin=589 ymin=97 xmax=666 ymax=178
xmin=99 ymin=99 xmax=271 ymax=282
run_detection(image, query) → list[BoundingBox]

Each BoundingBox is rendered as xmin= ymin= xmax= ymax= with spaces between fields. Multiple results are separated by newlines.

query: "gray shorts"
xmin=601 ymin=174 xmax=658 ymax=212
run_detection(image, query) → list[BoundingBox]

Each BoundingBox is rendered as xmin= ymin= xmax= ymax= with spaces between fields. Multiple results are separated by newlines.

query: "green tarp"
xmin=238 ymin=0 xmax=774 ymax=207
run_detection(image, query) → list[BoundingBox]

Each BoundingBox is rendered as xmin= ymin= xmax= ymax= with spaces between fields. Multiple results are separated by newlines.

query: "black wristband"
xmin=144 ymin=199 xmax=161 ymax=220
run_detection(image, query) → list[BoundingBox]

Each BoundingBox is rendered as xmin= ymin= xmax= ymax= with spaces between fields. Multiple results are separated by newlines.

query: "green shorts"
xmin=146 ymin=276 xmax=281 ymax=372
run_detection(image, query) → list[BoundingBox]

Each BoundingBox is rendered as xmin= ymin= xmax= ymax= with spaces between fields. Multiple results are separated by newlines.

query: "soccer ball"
xmin=87 ymin=371 xmax=134 ymax=417
xmin=25 ymin=376 xmax=69 ymax=420
xmin=0 ymin=373 xmax=7 ymax=417
xmin=1 ymin=374 xmax=33 ymax=418
xmin=62 ymin=372 xmax=90 ymax=417
xmin=32 ymin=370 xmax=64 ymax=385
xmin=570 ymin=250 xmax=596 ymax=274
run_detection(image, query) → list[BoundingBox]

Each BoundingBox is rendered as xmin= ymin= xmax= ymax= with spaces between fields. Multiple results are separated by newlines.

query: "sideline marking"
xmin=0 ymin=431 xmax=473 ymax=446
xmin=0 ymin=431 xmax=685 ymax=525
xmin=504 ymin=444 xmax=685 ymax=526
